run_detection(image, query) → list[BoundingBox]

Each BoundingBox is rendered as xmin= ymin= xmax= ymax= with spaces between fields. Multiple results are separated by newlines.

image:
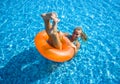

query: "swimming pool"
xmin=0 ymin=0 xmax=120 ymax=84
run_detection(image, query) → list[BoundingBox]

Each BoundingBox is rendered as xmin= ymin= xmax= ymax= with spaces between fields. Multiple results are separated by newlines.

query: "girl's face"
xmin=72 ymin=30 xmax=82 ymax=40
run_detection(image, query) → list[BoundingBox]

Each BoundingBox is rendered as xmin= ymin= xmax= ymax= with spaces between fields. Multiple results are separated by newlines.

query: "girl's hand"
xmin=76 ymin=42 xmax=80 ymax=49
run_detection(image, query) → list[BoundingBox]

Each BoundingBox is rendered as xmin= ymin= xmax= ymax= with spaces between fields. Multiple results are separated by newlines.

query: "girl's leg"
xmin=41 ymin=12 xmax=62 ymax=49
xmin=41 ymin=13 xmax=54 ymax=34
xmin=49 ymin=17 xmax=62 ymax=49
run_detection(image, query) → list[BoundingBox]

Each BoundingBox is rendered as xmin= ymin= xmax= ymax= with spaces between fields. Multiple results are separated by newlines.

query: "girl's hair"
xmin=74 ymin=27 xmax=87 ymax=41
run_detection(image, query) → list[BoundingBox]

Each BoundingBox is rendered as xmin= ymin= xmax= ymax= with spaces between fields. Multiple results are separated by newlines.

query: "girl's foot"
xmin=41 ymin=12 xmax=57 ymax=20
xmin=51 ymin=16 xmax=60 ymax=23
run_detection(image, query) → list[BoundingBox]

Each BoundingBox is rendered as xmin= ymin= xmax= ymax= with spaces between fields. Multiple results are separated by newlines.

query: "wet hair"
xmin=74 ymin=27 xmax=87 ymax=41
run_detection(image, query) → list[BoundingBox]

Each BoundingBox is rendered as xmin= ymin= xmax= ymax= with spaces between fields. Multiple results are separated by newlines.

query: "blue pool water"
xmin=0 ymin=0 xmax=120 ymax=84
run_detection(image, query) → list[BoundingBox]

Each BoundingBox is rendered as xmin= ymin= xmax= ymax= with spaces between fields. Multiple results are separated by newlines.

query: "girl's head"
xmin=72 ymin=27 xmax=87 ymax=41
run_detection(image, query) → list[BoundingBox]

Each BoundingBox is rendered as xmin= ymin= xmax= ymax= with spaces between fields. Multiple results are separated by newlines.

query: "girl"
xmin=41 ymin=12 xmax=87 ymax=53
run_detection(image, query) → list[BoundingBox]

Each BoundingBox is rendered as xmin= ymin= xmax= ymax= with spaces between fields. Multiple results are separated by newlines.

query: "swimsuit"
xmin=67 ymin=35 xmax=78 ymax=45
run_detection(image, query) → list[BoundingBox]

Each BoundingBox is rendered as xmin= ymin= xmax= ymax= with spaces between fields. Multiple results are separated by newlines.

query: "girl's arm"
xmin=63 ymin=33 xmax=69 ymax=36
xmin=74 ymin=41 xmax=80 ymax=53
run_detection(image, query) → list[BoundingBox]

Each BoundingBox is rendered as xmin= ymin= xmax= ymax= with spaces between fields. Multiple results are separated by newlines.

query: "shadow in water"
xmin=0 ymin=47 xmax=61 ymax=84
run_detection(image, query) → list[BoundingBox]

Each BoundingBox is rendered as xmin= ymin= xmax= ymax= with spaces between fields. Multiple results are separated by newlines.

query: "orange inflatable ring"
xmin=34 ymin=30 xmax=75 ymax=62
